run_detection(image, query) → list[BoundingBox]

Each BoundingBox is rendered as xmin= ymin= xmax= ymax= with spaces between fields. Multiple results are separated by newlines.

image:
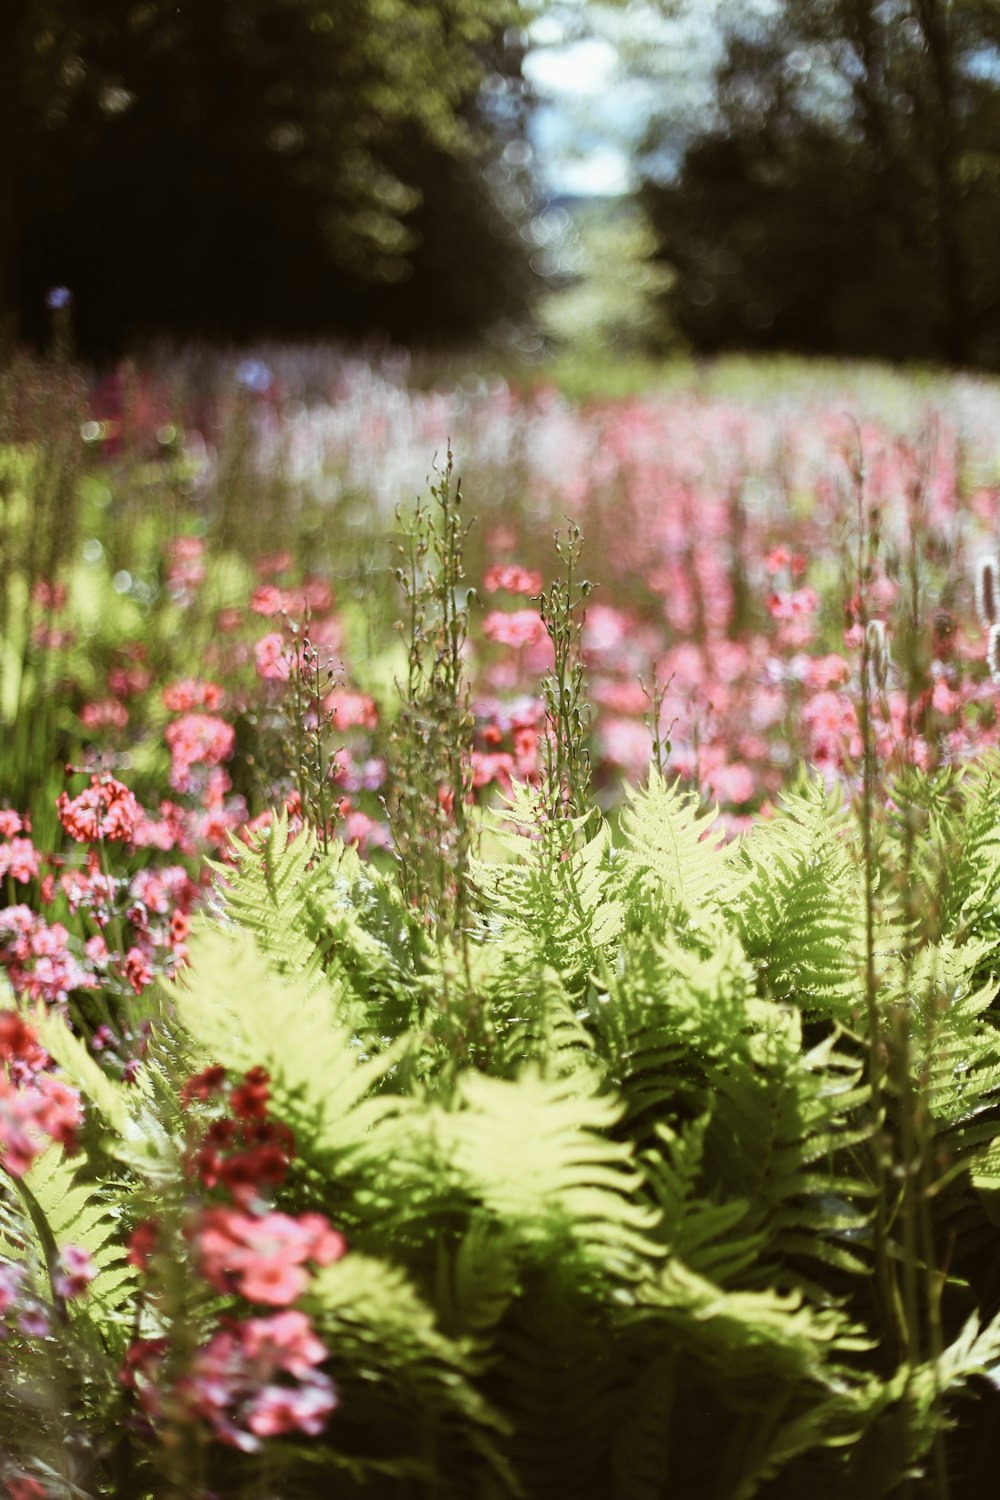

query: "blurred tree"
xmin=3 ymin=0 xmax=535 ymax=352
xmin=638 ymin=0 xmax=1000 ymax=367
xmin=537 ymin=201 xmax=677 ymax=356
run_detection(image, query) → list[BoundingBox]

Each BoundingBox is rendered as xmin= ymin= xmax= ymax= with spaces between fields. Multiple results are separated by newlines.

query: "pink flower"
xmin=0 ymin=1260 xmax=25 ymax=1316
xmin=250 ymin=584 xmax=286 ymax=616
xmin=806 ymin=654 xmax=851 ymax=690
xmin=483 ymin=609 xmax=546 ymax=649
xmin=471 ymin=750 xmax=515 ymax=791
xmin=323 ymin=688 xmax=378 ymax=730
xmin=240 ymin=1308 xmax=330 ymax=1378
xmin=166 ymin=535 xmax=205 ymax=595
xmin=705 ymin=761 xmax=756 ymax=805
xmin=246 ymin=1378 xmax=336 ymax=1437
xmin=0 ymin=1067 xmax=84 ymax=1177
xmin=177 ymin=1310 xmax=335 ymax=1451
xmin=766 ymin=587 xmax=819 ymax=621
xmin=339 ymin=811 xmax=392 ymax=852
xmin=123 ymin=947 xmax=153 ymax=995
xmin=163 ymin=678 xmax=223 ymax=712
xmin=0 ymin=908 xmax=93 ymax=1005
xmin=56 ymin=776 xmax=140 ymax=844
xmin=164 ymin=714 xmax=235 ymax=792
xmin=78 ymin=699 xmax=129 ymax=731
xmin=254 ymin=633 xmax=291 ymax=681
xmin=0 ymin=838 xmax=39 ymax=885
xmin=55 ymin=1245 xmax=95 ymax=1300
xmin=196 ymin=1207 xmax=344 ymax=1306
xmin=583 ymin=604 xmax=630 ymax=655
xmin=600 ymin=717 xmax=654 ymax=777
xmin=255 ymin=550 xmax=294 ymax=578
xmin=932 ymin=679 xmax=962 ymax=716
xmin=483 ymin=563 xmax=543 ymax=595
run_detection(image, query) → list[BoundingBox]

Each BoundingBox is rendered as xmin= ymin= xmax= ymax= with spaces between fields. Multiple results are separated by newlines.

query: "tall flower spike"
xmin=988 ymin=623 xmax=1000 ymax=686
xmin=866 ymin=619 xmax=891 ymax=694
xmin=975 ymin=554 xmax=999 ymax=629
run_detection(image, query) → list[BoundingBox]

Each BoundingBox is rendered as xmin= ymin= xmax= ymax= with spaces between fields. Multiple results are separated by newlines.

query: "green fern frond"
xmin=933 ymin=754 xmax=1000 ymax=957
xmin=213 ymin=812 xmax=328 ymax=978
xmin=617 ymin=767 xmax=730 ymax=920
xmin=436 ymin=1068 xmax=660 ymax=1278
xmin=168 ymin=923 xmax=409 ymax=1176
xmin=30 ymin=1005 xmax=136 ymax=1138
xmin=733 ymin=776 xmax=864 ymax=1018
xmin=610 ymin=1351 xmax=678 ymax=1500
xmin=218 ymin=811 xmax=422 ymax=1034
xmin=641 ymin=1120 xmax=761 ymax=1285
xmin=485 ymin=934 xmax=597 ymax=1080
xmin=17 ymin=1147 xmax=134 ymax=1325
xmin=311 ymin=1251 xmax=516 ymax=1493
xmin=471 ymin=783 xmax=623 ymax=982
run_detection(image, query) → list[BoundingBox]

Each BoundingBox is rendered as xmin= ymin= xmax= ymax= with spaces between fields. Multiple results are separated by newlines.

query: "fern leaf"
xmin=618 ymin=767 xmax=730 ymax=917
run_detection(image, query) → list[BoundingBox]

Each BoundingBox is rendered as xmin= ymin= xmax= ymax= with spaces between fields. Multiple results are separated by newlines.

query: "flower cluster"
xmin=185 ymin=1063 xmax=297 ymax=1207
xmin=0 ymin=1012 xmax=83 ymax=1176
xmin=124 ymin=1310 xmax=337 ymax=1453
xmin=122 ymin=1063 xmax=343 ymax=1454
xmin=56 ymin=775 xmax=140 ymax=844
xmin=0 ymin=908 xmax=93 ymax=1006
xmin=163 ymin=713 xmax=236 ymax=794
xmin=0 ymin=814 xmax=40 ymax=885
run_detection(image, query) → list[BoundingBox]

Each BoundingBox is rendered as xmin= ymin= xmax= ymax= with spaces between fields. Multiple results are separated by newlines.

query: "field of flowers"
xmin=6 ymin=347 xmax=1000 ymax=1496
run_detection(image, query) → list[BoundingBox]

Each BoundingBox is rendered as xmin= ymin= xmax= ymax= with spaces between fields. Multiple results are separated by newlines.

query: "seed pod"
xmin=988 ymin=623 xmax=1000 ymax=686
xmin=975 ymin=554 xmax=999 ymax=629
xmin=866 ymin=618 xmax=890 ymax=693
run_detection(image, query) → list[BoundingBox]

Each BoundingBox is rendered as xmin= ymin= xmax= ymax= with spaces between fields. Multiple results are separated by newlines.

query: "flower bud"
xmin=988 ymin=623 xmax=1000 ymax=685
xmin=976 ymin=554 xmax=999 ymax=629
xmin=866 ymin=619 xmax=890 ymax=693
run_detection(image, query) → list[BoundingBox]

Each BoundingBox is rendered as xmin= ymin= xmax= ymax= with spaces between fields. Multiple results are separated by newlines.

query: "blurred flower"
xmin=483 ymin=609 xmax=546 ymax=649
xmin=235 ymin=359 xmax=272 ymax=393
xmin=54 ymin=1245 xmax=96 ymax=1300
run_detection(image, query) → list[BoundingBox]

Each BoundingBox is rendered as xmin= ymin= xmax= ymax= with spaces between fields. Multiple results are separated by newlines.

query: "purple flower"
xmin=54 ymin=1244 xmax=95 ymax=1300
xmin=235 ymin=359 xmax=271 ymax=393
xmin=0 ymin=1260 xmax=25 ymax=1316
xmin=18 ymin=1305 xmax=51 ymax=1338
xmin=45 ymin=286 xmax=72 ymax=310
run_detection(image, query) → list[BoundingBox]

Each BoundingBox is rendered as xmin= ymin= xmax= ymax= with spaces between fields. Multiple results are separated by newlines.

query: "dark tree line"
xmin=2 ymin=0 xmax=535 ymax=356
xmin=642 ymin=0 xmax=1000 ymax=367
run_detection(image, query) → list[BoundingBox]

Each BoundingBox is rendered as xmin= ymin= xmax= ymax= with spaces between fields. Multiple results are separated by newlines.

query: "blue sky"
xmin=521 ymin=1 xmax=767 ymax=196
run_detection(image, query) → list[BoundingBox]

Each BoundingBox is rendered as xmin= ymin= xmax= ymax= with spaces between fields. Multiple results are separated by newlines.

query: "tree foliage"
xmin=3 ymin=0 xmax=535 ymax=352
xmin=641 ymin=0 xmax=1000 ymax=367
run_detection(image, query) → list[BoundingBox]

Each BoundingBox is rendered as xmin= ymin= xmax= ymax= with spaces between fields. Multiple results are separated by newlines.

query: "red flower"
xmin=56 ymin=775 xmax=140 ymax=844
xmin=181 ymin=1065 xmax=228 ymax=1108
xmin=5 ymin=1475 xmax=49 ymax=1499
xmin=123 ymin=947 xmax=153 ymax=995
xmin=127 ymin=1218 xmax=159 ymax=1271
xmin=229 ymin=1066 xmax=270 ymax=1120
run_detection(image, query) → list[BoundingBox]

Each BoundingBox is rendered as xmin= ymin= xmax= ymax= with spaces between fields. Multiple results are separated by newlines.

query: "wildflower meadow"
xmin=6 ymin=346 xmax=1000 ymax=1496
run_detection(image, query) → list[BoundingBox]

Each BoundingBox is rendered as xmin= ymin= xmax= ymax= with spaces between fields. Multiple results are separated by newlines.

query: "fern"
xmin=471 ymin=782 xmax=624 ymax=985
xmin=731 ymin=778 xmax=864 ymax=1020
xmin=436 ymin=1068 xmax=660 ymax=1279
xmin=7 ymin=755 xmax=1000 ymax=1494
xmin=167 ymin=923 xmax=409 ymax=1182
xmin=310 ymin=1252 xmax=515 ymax=1493
xmin=617 ymin=767 xmax=730 ymax=923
